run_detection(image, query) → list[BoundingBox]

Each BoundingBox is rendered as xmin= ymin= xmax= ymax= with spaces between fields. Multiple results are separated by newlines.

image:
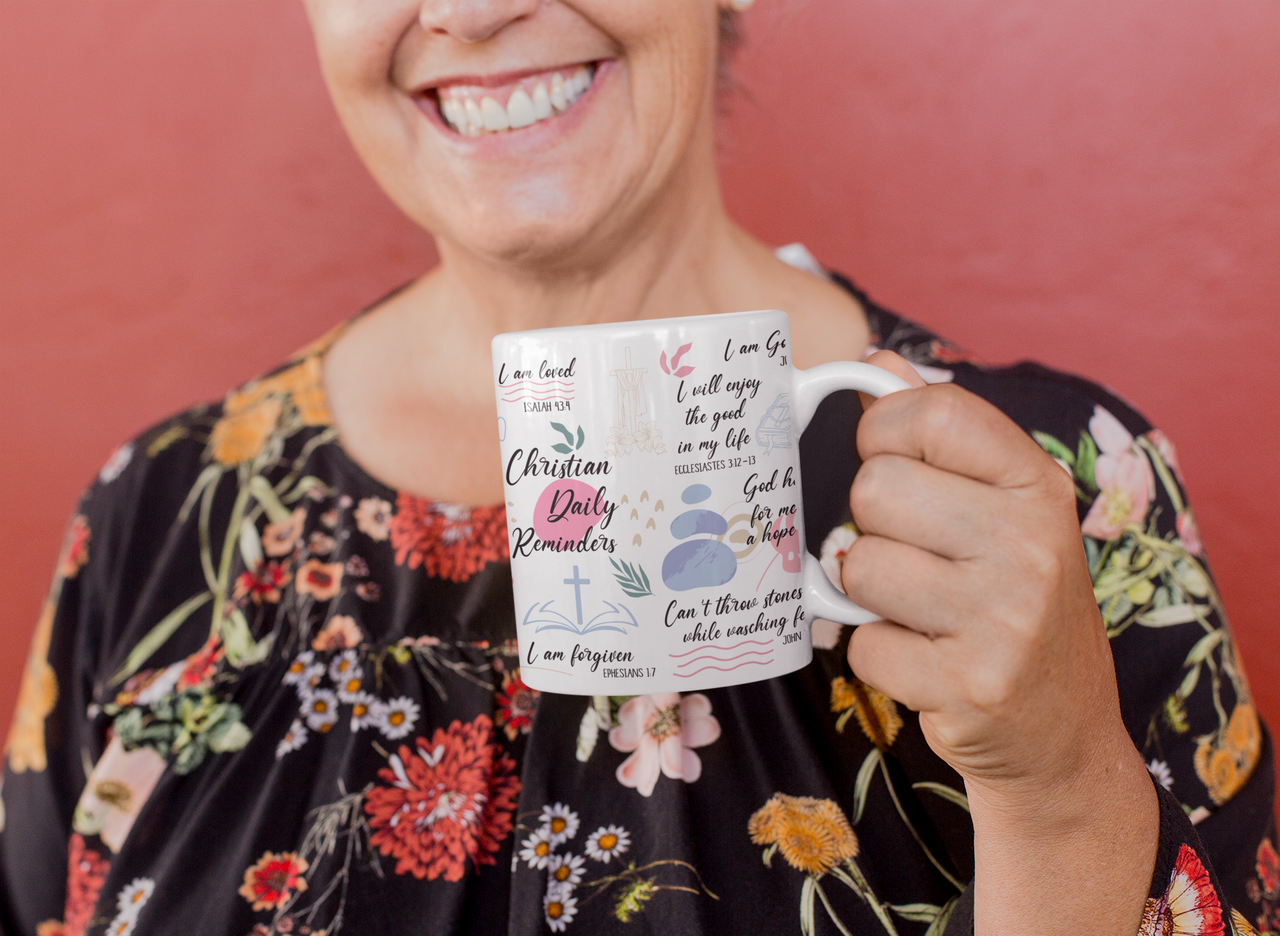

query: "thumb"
xmin=857 ymin=349 xmax=927 ymax=412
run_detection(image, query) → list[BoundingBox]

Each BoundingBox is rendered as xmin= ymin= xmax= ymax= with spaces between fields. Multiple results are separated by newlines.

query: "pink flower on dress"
xmin=1176 ymin=510 xmax=1203 ymax=557
xmin=1147 ymin=428 xmax=1185 ymax=484
xmin=608 ymin=694 xmax=721 ymax=797
xmin=1081 ymin=405 xmax=1155 ymax=541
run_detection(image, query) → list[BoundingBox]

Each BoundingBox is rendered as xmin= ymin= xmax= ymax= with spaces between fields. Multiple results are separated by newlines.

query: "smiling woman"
xmin=1 ymin=2 xmax=1276 ymax=936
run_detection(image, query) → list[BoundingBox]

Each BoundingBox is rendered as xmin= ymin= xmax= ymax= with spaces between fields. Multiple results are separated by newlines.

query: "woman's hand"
xmin=845 ymin=351 xmax=1159 ymax=936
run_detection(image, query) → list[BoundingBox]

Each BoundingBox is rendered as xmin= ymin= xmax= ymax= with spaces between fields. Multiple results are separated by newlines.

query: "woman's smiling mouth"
xmin=431 ymin=63 xmax=597 ymax=137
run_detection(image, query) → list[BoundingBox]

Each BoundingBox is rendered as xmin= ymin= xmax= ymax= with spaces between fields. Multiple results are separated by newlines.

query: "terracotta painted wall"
xmin=2 ymin=0 xmax=1277 ymax=787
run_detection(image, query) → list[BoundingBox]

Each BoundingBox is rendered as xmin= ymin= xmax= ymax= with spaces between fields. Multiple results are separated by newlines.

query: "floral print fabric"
xmin=1 ymin=280 xmax=1274 ymax=936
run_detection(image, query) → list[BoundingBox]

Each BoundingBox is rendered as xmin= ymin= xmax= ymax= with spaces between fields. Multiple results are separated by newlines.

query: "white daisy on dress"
xmin=1147 ymin=758 xmax=1174 ymax=791
xmin=546 ymin=852 xmax=586 ymax=889
xmin=104 ymin=916 xmax=137 ymax=936
xmin=301 ymin=689 xmax=340 ymax=732
xmin=328 ymin=649 xmax=361 ymax=684
xmin=114 ymin=877 xmax=155 ymax=919
xmin=543 ymin=889 xmax=578 ymax=932
xmin=336 ymin=673 xmax=365 ymax=704
xmin=99 ymin=443 xmax=135 ymax=484
xmin=375 ymin=696 xmax=420 ymax=740
xmin=520 ymin=829 xmax=554 ymax=869
xmin=297 ymin=663 xmax=327 ymax=698
xmin=348 ymin=692 xmax=376 ymax=731
xmin=282 ymin=651 xmax=316 ymax=687
xmin=538 ymin=803 xmax=580 ymax=846
xmin=584 ymin=825 xmax=631 ymax=863
xmin=276 ymin=719 xmax=309 ymax=758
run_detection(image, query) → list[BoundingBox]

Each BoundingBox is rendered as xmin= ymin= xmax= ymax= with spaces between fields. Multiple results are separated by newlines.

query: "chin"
xmin=438 ymin=188 xmax=620 ymax=270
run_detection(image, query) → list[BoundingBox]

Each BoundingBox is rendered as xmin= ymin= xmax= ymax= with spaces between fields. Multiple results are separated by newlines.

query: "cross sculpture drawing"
xmin=610 ymin=347 xmax=648 ymax=436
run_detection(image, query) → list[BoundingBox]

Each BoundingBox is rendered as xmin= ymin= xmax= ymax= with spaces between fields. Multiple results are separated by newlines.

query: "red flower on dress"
xmin=389 ymin=495 xmax=508 ymax=583
xmin=60 ymin=833 xmax=109 ymax=936
xmin=176 ymin=635 xmax=224 ymax=691
xmin=1258 ymin=837 xmax=1280 ymax=894
xmin=364 ymin=714 xmax=520 ymax=882
xmin=494 ymin=669 xmax=539 ymax=740
xmin=1138 ymin=844 xmax=1224 ymax=936
xmin=59 ymin=515 xmax=91 ymax=580
xmin=233 ymin=561 xmax=291 ymax=604
xmin=238 ymin=851 xmax=309 ymax=911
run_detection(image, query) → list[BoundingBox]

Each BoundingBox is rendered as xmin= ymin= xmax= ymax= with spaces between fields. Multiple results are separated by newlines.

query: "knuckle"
xmin=850 ymin=457 xmax=889 ymax=519
xmin=841 ymin=535 xmax=875 ymax=598
xmin=1042 ymin=459 xmax=1077 ymax=506
xmin=962 ymin=661 xmax=1020 ymax=714
xmin=920 ymin=384 xmax=967 ymax=436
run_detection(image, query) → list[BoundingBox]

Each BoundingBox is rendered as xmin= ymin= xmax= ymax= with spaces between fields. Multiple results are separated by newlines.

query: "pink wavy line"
xmin=502 ymin=394 xmax=575 ymax=402
xmin=668 ymin=638 xmax=773 ymax=658
xmin=673 ymin=658 xmax=774 ymax=678
xmin=675 ymin=649 xmax=774 ymax=669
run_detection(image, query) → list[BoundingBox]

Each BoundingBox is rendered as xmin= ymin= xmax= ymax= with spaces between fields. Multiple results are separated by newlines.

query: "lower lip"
xmin=414 ymin=60 xmax=614 ymax=155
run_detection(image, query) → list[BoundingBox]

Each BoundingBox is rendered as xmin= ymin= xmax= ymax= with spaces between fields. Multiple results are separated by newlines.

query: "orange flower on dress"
xmin=261 ymin=508 xmax=305 ymax=557
xmin=1230 ymin=909 xmax=1259 ymax=935
xmin=1194 ymin=702 xmax=1262 ymax=805
xmin=311 ymin=614 xmax=363 ymax=651
xmin=59 ymin=515 xmax=91 ymax=579
xmin=1137 ymin=844 xmax=1223 ymax=936
xmin=749 ymin=794 xmax=859 ymax=877
xmin=238 ymin=851 xmax=309 ymax=911
xmin=364 ymin=714 xmax=520 ymax=882
xmin=296 ymin=559 xmax=344 ymax=601
xmin=389 ymin=495 xmax=508 ymax=583
xmin=6 ymin=600 xmax=58 ymax=773
xmin=209 ymin=396 xmax=283 ymax=466
xmin=830 ymin=676 xmax=902 ymax=749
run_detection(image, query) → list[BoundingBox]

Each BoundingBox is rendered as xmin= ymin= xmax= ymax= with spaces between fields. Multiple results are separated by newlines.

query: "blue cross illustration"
xmin=520 ymin=564 xmax=639 ymax=636
xmin=565 ymin=566 xmax=590 ymax=631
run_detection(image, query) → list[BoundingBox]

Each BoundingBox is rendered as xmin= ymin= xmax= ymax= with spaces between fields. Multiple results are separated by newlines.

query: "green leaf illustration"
xmin=550 ymin=421 xmax=575 ymax=445
xmin=576 ymin=425 xmax=585 ymax=449
xmin=609 ymin=558 xmax=654 ymax=598
xmin=551 ymin=443 xmax=573 ymax=454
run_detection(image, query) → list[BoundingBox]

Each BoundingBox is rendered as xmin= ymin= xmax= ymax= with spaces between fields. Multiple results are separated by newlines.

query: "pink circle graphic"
xmin=533 ymin=479 xmax=602 ymax=544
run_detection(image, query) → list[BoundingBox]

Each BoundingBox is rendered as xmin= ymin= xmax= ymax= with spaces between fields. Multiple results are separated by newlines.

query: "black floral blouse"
xmin=2 ymin=277 xmax=1275 ymax=936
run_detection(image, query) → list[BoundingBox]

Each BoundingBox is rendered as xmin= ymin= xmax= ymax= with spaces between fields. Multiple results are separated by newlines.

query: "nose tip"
xmin=419 ymin=0 xmax=542 ymax=44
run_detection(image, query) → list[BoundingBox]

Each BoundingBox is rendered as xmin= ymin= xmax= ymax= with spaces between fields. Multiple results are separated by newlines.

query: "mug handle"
xmin=791 ymin=361 xmax=914 ymax=626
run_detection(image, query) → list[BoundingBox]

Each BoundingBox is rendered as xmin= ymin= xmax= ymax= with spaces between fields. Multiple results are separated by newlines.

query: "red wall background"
xmin=2 ymin=1 xmax=1277 ymax=782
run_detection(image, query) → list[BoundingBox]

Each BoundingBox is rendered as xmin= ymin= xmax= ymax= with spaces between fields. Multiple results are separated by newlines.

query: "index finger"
xmin=858 ymin=377 xmax=1049 ymax=489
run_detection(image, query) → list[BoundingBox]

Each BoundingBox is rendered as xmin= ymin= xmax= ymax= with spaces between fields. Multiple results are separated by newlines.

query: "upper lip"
xmin=413 ymin=59 xmax=600 ymax=94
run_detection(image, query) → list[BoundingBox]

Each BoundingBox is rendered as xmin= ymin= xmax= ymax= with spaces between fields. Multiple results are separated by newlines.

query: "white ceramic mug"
xmin=492 ymin=309 xmax=910 ymax=695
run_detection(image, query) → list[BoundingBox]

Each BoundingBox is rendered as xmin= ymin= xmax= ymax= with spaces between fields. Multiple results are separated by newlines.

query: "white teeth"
xmin=439 ymin=65 xmax=595 ymax=136
xmin=506 ymin=87 xmax=536 ymax=128
xmin=532 ymin=82 xmax=552 ymax=120
xmin=464 ymin=98 xmax=484 ymax=135
xmin=550 ymin=74 xmax=568 ymax=111
xmin=480 ymin=96 xmax=509 ymax=131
